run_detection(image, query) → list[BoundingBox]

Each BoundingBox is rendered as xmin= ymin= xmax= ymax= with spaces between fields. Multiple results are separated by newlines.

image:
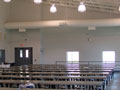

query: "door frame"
xmin=15 ymin=47 xmax=33 ymax=65
xmin=0 ymin=49 xmax=5 ymax=64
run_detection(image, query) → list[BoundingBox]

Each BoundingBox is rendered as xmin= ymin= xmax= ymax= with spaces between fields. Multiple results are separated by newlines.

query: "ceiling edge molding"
xmin=5 ymin=18 xmax=120 ymax=29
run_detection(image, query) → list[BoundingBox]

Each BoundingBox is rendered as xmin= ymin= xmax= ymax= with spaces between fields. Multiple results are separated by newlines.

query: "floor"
xmin=106 ymin=72 xmax=120 ymax=90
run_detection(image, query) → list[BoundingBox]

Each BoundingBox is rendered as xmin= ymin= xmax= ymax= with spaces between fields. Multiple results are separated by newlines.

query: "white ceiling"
xmin=41 ymin=0 xmax=120 ymax=14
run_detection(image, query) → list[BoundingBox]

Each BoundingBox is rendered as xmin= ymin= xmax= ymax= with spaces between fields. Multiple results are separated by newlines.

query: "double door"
xmin=15 ymin=47 xmax=32 ymax=66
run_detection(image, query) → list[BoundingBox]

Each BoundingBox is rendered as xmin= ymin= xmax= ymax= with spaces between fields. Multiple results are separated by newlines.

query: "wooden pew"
xmin=0 ymin=88 xmax=88 ymax=90
xmin=0 ymin=80 xmax=105 ymax=90
xmin=0 ymin=64 xmax=114 ymax=90
xmin=0 ymin=75 xmax=109 ymax=87
xmin=1 ymin=71 xmax=110 ymax=76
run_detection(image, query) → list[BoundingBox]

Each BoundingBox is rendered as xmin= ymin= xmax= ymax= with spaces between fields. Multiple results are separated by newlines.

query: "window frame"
xmin=102 ymin=51 xmax=115 ymax=63
xmin=66 ymin=51 xmax=79 ymax=63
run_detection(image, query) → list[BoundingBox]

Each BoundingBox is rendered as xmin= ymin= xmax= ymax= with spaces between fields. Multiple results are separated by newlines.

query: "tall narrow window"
xmin=20 ymin=50 xmax=23 ymax=58
xmin=66 ymin=51 xmax=79 ymax=63
xmin=26 ymin=50 xmax=29 ymax=58
xmin=102 ymin=51 xmax=115 ymax=63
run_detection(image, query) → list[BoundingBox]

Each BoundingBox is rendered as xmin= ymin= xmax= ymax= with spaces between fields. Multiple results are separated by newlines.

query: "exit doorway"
xmin=15 ymin=47 xmax=33 ymax=66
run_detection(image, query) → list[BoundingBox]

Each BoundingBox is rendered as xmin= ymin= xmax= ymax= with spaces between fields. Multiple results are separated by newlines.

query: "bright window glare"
xmin=102 ymin=51 xmax=115 ymax=63
xmin=20 ymin=50 xmax=23 ymax=58
xmin=26 ymin=50 xmax=29 ymax=58
xmin=67 ymin=51 xmax=79 ymax=63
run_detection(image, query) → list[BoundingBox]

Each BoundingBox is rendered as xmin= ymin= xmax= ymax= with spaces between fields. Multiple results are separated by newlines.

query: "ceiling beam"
xmin=5 ymin=18 xmax=120 ymax=29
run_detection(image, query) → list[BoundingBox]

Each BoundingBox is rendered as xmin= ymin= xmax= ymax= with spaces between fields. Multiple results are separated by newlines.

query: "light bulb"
xmin=119 ymin=6 xmax=120 ymax=11
xmin=50 ymin=4 xmax=57 ymax=13
xmin=78 ymin=2 xmax=86 ymax=12
xmin=3 ymin=0 xmax=11 ymax=3
xmin=34 ymin=0 xmax=42 ymax=4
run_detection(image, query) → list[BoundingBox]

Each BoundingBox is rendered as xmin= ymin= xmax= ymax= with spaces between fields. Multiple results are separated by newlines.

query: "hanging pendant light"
xmin=3 ymin=0 xmax=11 ymax=3
xmin=34 ymin=0 xmax=42 ymax=4
xmin=78 ymin=2 xmax=86 ymax=12
xmin=50 ymin=4 xmax=57 ymax=13
xmin=119 ymin=6 xmax=120 ymax=11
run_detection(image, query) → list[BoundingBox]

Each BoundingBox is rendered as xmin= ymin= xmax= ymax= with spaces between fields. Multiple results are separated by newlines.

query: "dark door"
xmin=15 ymin=47 xmax=33 ymax=66
xmin=0 ymin=50 xmax=5 ymax=64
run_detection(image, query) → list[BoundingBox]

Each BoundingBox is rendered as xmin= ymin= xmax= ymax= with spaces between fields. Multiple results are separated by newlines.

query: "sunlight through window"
xmin=102 ymin=51 xmax=115 ymax=63
xmin=66 ymin=51 xmax=79 ymax=63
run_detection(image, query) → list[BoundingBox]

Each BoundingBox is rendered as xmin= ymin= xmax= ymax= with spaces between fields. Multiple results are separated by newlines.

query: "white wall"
xmin=0 ymin=1 xmax=9 ymax=63
xmin=0 ymin=1 xmax=9 ymax=49
xmin=6 ymin=26 xmax=120 ymax=64
xmin=6 ymin=29 xmax=41 ymax=64
xmin=40 ymin=27 xmax=120 ymax=64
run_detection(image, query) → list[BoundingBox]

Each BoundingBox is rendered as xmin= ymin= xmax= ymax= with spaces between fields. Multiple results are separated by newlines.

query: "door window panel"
xmin=26 ymin=50 xmax=29 ymax=58
xmin=20 ymin=50 xmax=23 ymax=58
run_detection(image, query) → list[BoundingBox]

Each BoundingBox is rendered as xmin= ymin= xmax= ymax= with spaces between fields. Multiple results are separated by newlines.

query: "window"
xmin=66 ymin=51 xmax=79 ymax=63
xmin=26 ymin=50 xmax=29 ymax=58
xmin=20 ymin=50 xmax=23 ymax=58
xmin=102 ymin=51 xmax=115 ymax=63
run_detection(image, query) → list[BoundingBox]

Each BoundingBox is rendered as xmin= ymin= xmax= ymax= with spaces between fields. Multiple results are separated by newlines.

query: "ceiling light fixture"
xmin=34 ymin=0 xmax=42 ymax=4
xmin=3 ymin=0 xmax=11 ymax=3
xmin=119 ymin=6 xmax=120 ymax=11
xmin=50 ymin=4 xmax=57 ymax=13
xmin=78 ymin=2 xmax=86 ymax=12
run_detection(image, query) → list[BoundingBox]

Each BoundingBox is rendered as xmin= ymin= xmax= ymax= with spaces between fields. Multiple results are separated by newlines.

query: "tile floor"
xmin=106 ymin=72 xmax=120 ymax=90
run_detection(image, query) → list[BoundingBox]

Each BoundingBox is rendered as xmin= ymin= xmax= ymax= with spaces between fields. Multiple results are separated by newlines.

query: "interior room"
xmin=0 ymin=0 xmax=120 ymax=90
